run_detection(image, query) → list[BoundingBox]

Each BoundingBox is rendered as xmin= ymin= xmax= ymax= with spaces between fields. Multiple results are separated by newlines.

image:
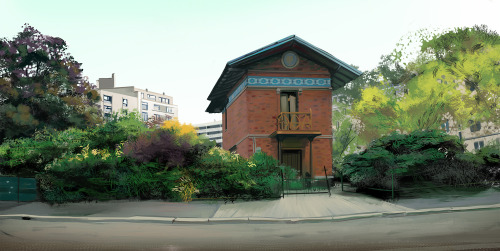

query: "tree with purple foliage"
xmin=0 ymin=24 xmax=101 ymax=142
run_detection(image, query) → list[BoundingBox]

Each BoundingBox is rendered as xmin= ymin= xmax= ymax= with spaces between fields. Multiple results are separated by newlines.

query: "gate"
xmin=281 ymin=166 xmax=331 ymax=197
xmin=0 ymin=176 xmax=37 ymax=202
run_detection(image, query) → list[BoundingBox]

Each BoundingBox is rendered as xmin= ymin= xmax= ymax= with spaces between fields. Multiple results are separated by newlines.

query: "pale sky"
xmin=2 ymin=0 xmax=499 ymax=124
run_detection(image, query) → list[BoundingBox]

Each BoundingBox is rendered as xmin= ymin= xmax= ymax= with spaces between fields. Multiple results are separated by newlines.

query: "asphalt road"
xmin=1 ymin=209 xmax=499 ymax=250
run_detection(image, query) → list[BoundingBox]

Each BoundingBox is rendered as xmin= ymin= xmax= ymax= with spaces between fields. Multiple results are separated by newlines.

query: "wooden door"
xmin=282 ymin=150 xmax=302 ymax=175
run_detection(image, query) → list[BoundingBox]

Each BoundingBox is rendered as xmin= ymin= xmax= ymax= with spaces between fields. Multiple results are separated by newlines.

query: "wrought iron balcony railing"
xmin=277 ymin=109 xmax=313 ymax=131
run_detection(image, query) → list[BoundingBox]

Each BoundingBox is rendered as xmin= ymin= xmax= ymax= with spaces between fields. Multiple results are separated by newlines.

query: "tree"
xmin=331 ymin=56 xmax=411 ymax=163
xmin=161 ymin=119 xmax=200 ymax=145
xmin=333 ymin=55 xmax=411 ymax=105
xmin=351 ymin=25 xmax=500 ymax=142
xmin=0 ymin=24 xmax=101 ymax=142
xmin=332 ymin=104 xmax=363 ymax=172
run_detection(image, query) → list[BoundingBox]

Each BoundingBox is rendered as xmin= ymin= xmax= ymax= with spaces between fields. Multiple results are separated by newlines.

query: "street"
xmin=1 ymin=209 xmax=499 ymax=250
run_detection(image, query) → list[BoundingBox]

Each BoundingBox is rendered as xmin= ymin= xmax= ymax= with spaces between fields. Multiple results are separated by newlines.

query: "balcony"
xmin=277 ymin=109 xmax=313 ymax=131
xmin=272 ymin=109 xmax=321 ymax=139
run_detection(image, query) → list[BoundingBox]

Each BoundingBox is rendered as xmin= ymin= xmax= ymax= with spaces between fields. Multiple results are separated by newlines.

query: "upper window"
xmin=154 ymin=104 xmax=161 ymax=111
xmin=207 ymin=124 xmax=222 ymax=129
xmin=122 ymin=98 xmax=128 ymax=107
xmin=160 ymin=97 xmax=170 ymax=104
xmin=166 ymin=107 xmax=173 ymax=113
xmin=281 ymin=51 xmax=299 ymax=69
xmin=441 ymin=120 xmax=449 ymax=132
xmin=469 ymin=121 xmax=481 ymax=132
xmin=148 ymin=94 xmax=156 ymax=101
xmin=142 ymin=102 xmax=148 ymax=110
xmin=224 ymin=109 xmax=227 ymax=131
xmin=103 ymin=95 xmax=112 ymax=103
xmin=474 ymin=141 xmax=485 ymax=150
xmin=104 ymin=105 xmax=112 ymax=113
xmin=280 ymin=92 xmax=298 ymax=113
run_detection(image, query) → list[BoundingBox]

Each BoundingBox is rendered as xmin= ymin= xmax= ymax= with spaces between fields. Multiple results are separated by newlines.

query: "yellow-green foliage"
xmin=161 ymin=119 xmax=200 ymax=145
xmin=354 ymin=86 xmax=391 ymax=114
xmin=352 ymin=26 xmax=500 ymax=142
xmin=171 ymin=176 xmax=199 ymax=202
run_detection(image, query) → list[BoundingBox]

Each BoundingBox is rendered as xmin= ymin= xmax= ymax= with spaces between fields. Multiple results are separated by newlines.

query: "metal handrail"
xmin=277 ymin=109 xmax=312 ymax=130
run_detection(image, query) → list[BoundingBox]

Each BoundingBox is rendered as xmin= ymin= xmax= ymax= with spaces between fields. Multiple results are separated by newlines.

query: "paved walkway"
xmin=1 ymin=187 xmax=499 ymax=223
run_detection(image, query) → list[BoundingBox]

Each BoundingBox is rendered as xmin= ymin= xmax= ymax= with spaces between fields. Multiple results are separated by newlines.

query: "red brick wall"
xmin=247 ymin=89 xmax=280 ymax=135
xmin=223 ymin=88 xmax=280 ymax=159
xmin=299 ymin=89 xmax=333 ymax=136
xmin=222 ymin=91 xmax=248 ymax=153
xmin=221 ymin=53 xmax=334 ymax=177
xmin=303 ymin=138 xmax=333 ymax=177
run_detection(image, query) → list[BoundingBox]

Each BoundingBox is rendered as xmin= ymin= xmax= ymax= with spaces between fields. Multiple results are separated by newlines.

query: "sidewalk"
xmin=1 ymin=187 xmax=499 ymax=223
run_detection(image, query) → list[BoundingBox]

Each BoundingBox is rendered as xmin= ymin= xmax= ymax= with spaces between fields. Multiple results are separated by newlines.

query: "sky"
xmin=1 ymin=0 xmax=500 ymax=124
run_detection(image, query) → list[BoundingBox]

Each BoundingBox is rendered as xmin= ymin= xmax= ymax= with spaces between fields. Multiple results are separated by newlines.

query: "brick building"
xmin=206 ymin=36 xmax=361 ymax=177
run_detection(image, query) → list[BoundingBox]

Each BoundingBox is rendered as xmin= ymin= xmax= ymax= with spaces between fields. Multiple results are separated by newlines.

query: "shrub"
xmin=87 ymin=111 xmax=151 ymax=150
xmin=187 ymin=148 xmax=282 ymax=201
xmin=122 ymin=129 xmax=191 ymax=168
xmin=161 ymin=119 xmax=199 ymax=145
xmin=342 ymin=130 xmax=487 ymax=192
xmin=475 ymin=144 xmax=500 ymax=180
xmin=38 ymin=145 xmax=127 ymax=203
xmin=37 ymin=145 xmax=182 ymax=204
xmin=0 ymin=127 xmax=89 ymax=176
xmin=247 ymin=152 xmax=289 ymax=198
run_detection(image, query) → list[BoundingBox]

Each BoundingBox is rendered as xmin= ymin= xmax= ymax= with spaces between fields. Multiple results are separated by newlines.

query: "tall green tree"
xmin=351 ymin=25 xmax=500 ymax=142
xmin=333 ymin=55 xmax=411 ymax=105
xmin=331 ymin=56 xmax=411 ymax=164
xmin=0 ymin=24 xmax=101 ymax=142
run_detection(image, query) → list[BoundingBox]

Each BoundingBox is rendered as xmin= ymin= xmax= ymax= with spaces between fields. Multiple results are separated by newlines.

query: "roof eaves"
xmin=293 ymin=36 xmax=362 ymax=76
xmin=227 ymin=35 xmax=296 ymax=66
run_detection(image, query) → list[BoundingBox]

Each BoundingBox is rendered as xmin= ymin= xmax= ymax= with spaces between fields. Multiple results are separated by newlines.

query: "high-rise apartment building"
xmin=97 ymin=74 xmax=178 ymax=121
xmin=194 ymin=121 xmax=223 ymax=147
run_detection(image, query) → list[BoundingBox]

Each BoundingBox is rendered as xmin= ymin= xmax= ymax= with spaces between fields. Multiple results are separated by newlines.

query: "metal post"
xmin=281 ymin=169 xmax=285 ymax=198
xmin=17 ymin=176 xmax=20 ymax=203
xmin=391 ymin=167 xmax=394 ymax=201
xmin=341 ymin=170 xmax=343 ymax=191
xmin=309 ymin=138 xmax=313 ymax=177
xmin=278 ymin=138 xmax=282 ymax=164
xmin=324 ymin=166 xmax=331 ymax=197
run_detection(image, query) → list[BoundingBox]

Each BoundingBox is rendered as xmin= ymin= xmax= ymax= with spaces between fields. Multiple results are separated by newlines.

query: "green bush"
xmin=0 ymin=127 xmax=89 ymax=176
xmin=37 ymin=145 xmax=182 ymax=204
xmin=475 ymin=144 xmax=500 ymax=180
xmin=0 ymin=111 xmax=150 ymax=177
xmin=342 ymin=130 xmax=488 ymax=192
xmin=87 ymin=111 xmax=151 ymax=150
xmin=187 ymin=148 xmax=283 ymax=201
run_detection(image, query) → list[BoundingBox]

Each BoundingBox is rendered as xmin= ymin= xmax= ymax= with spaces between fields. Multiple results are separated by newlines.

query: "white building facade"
xmin=97 ymin=74 xmax=178 ymax=121
xmin=445 ymin=120 xmax=500 ymax=152
xmin=194 ymin=121 xmax=223 ymax=147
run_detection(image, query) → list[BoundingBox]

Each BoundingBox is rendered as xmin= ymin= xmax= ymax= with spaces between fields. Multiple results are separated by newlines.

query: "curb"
xmin=1 ymin=204 xmax=499 ymax=224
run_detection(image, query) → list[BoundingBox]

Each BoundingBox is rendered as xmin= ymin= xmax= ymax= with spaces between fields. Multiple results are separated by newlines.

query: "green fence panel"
xmin=283 ymin=178 xmax=330 ymax=195
xmin=0 ymin=176 xmax=18 ymax=201
xmin=0 ymin=176 xmax=37 ymax=201
xmin=19 ymin=177 xmax=37 ymax=201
